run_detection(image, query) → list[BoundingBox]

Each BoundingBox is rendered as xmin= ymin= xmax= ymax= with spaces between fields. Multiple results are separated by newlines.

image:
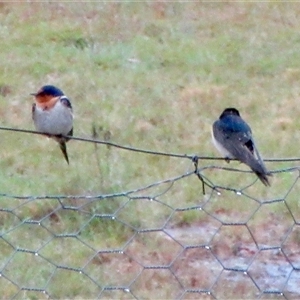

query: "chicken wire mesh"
xmin=0 ymin=144 xmax=300 ymax=299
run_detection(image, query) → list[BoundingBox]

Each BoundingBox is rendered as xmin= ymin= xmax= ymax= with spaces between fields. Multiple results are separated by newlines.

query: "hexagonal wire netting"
xmin=0 ymin=132 xmax=300 ymax=299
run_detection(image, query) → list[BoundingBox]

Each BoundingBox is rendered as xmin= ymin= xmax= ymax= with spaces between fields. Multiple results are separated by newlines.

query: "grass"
xmin=1 ymin=1 xmax=300 ymax=298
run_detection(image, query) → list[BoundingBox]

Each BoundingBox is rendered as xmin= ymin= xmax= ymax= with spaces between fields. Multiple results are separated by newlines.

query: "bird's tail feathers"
xmin=51 ymin=134 xmax=71 ymax=164
xmin=255 ymin=171 xmax=271 ymax=186
xmin=59 ymin=141 xmax=69 ymax=164
xmin=244 ymin=151 xmax=271 ymax=186
xmin=253 ymin=144 xmax=269 ymax=172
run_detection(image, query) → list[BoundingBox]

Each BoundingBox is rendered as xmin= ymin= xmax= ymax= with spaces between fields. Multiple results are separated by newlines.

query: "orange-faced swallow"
xmin=212 ymin=108 xmax=271 ymax=186
xmin=31 ymin=85 xmax=73 ymax=164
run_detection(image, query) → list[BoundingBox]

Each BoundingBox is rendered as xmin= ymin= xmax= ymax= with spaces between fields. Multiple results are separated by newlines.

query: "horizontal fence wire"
xmin=0 ymin=126 xmax=300 ymax=162
xmin=0 ymin=126 xmax=300 ymax=299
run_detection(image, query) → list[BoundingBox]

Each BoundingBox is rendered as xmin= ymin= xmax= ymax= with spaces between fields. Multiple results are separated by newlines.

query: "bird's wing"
xmin=60 ymin=96 xmax=72 ymax=110
xmin=59 ymin=96 xmax=73 ymax=142
xmin=32 ymin=103 xmax=36 ymax=120
xmin=213 ymin=120 xmax=266 ymax=175
xmin=251 ymin=139 xmax=270 ymax=174
xmin=68 ymin=127 xmax=73 ymax=137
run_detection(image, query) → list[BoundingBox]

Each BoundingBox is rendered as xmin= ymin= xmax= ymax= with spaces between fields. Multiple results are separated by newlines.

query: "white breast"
xmin=211 ymin=129 xmax=235 ymax=159
xmin=33 ymin=101 xmax=73 ymax=135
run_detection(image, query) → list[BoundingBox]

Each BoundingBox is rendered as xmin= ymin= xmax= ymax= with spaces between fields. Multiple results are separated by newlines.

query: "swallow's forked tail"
xmin=255 ymin=171 xmax=271 ymax=187
xmin=252 ymin=144 xmax=272 ymax=186
xmin=59 ymin=141 xmax=69 ymax=164
xmin=245 ymin=154 xmax=271 ymax=187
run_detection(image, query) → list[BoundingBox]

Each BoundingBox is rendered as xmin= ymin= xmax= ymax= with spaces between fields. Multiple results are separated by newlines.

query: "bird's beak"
xmin=30 ymin=93 xmax=37 ymax=96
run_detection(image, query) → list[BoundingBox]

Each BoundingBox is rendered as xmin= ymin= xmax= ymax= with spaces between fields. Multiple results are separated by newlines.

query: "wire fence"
xmin=1 ymin=127 xmax=300 ymax=299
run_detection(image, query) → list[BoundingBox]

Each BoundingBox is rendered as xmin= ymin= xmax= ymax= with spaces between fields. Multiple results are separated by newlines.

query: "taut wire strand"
xmin=0 ymin=125 xmax=299 ymax=162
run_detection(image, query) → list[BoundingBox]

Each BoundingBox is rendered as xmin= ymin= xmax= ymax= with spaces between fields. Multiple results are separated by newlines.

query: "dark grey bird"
xmin=212 ymin=107 xmax=271 ymax=186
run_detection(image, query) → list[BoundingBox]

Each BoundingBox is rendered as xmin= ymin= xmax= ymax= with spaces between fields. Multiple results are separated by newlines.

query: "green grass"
xmin=1 ymin=2 xmax=300 ymax=298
